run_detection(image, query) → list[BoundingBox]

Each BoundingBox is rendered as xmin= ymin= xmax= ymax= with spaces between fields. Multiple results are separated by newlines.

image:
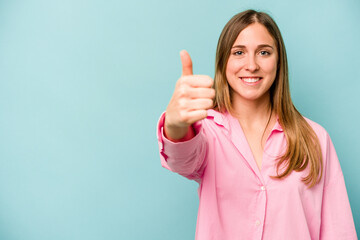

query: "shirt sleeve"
xmin=156 ymin=112 xmax=208 ymax=182
xmin=320 ymin=133 xmax=357 ymax=239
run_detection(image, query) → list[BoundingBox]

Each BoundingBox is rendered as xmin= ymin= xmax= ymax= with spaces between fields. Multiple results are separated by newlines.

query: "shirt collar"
xmin=272 ymin=118 xmax=284 ymax=132
xmin=207 ymin=109 xmax=284 ymax=133
xmin=206 ymin=109 xmax=230 ymax=130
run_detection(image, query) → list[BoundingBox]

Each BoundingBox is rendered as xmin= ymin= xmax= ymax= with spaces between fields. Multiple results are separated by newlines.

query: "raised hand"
xmin=164 ymin=50 xmax=215 ymax=140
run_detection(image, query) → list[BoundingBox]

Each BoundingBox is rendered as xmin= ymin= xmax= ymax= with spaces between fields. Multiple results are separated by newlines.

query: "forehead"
xmin=233 ymin=22 xmax=275 ymax=47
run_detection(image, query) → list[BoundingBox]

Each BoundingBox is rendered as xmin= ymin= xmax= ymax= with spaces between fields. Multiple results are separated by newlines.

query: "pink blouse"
xmin=156 ymin=109 xmax=357 ymax=240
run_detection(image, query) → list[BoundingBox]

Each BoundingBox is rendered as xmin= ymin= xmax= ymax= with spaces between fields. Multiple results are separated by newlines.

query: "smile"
xmin=240 ymin=77 xmax=262 ymax=85
xmin=241 ymin=77 xmax=261 ymax=82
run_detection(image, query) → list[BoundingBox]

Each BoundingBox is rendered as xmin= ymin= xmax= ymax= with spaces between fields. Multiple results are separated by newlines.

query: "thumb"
xmin=180 ymin=50 xmax=193 ymax=76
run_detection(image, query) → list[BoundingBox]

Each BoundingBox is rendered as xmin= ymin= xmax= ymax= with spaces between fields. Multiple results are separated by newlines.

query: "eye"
xmin=234 ymin=51 xmax=244 ymax=56
xmin=259 ymin=50 xmax=270 ymax=56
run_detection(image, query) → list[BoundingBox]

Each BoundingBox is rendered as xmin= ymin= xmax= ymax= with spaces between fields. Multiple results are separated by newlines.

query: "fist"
xmin=165 ymin=50 xmax=215 ymax=132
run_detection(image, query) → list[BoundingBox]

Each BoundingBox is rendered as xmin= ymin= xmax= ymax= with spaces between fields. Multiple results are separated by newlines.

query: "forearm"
xmin=157 ymin=112 xmax=207 ymax=180
xmin=164 ymin=124 xmax=195 ymax=142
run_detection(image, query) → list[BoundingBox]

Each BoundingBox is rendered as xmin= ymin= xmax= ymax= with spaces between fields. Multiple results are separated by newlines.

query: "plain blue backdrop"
xmin=0 ymin=0 xmax=359 ymax=239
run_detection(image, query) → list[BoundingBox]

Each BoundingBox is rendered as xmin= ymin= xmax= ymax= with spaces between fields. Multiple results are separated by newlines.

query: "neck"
xmin=231 ymin=92 xmax=273 ymax=129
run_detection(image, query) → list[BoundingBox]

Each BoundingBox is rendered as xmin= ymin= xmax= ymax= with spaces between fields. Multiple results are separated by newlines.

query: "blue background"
xmin=0 ymin=0 xmax=359 ymax=239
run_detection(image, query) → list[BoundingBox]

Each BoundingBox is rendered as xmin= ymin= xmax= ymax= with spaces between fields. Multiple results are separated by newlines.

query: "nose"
xmin=245 ymin=54 xmax=259 ymax=72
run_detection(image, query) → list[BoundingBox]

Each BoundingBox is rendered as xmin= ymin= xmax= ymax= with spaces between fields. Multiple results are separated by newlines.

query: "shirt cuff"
xmin=156 ymin=111 xmax=203 ymax=157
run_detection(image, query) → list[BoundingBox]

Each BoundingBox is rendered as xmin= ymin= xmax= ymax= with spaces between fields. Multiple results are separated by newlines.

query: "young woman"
xmin=156 ymin=9 xmax=357 ymax=240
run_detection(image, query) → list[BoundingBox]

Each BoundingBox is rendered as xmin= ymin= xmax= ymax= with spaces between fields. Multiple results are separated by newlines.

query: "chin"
xmin=233 ymin=90 xmax=269 ymax=102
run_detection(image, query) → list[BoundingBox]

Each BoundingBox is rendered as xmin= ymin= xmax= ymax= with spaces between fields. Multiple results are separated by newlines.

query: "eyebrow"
xmin=231 ymin=44 xmax=274 ymax=49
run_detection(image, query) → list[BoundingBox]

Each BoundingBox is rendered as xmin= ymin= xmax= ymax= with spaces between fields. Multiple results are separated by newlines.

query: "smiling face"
xmin=226 ymin=22 xmax=278 ymax=104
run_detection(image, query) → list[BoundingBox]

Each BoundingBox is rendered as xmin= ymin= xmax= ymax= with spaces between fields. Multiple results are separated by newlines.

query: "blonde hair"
xmin=213 ymin=10 xmax=323 ymax=188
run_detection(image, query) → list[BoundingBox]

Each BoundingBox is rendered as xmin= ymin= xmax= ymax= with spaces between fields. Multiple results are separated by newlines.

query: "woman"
xmin=156 ymin=9 xmax=357 ymax=239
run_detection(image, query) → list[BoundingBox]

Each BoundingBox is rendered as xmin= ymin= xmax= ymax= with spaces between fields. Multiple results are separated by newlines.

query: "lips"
xmin=240 ymin=77 xmax=263 ymax=85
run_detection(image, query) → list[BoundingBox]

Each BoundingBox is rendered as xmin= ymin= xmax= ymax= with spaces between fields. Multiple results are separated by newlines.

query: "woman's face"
xmin=226 ymin=22 xmax=278 ymax=103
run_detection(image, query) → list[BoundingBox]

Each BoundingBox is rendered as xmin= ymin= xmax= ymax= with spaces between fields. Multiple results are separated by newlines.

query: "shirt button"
xmin=255 ymin=220 xmax=261 ymax=226
xmin=260 ymin=186 xmax=266 ymax=191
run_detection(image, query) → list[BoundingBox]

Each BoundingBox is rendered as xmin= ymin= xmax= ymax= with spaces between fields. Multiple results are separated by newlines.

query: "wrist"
xmin=164 ymin=122 xmax=194 ymax=142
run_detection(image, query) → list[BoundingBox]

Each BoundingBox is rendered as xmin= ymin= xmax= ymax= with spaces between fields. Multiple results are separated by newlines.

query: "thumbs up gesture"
xmin=164 ymin=50 xmax=215 ymax=140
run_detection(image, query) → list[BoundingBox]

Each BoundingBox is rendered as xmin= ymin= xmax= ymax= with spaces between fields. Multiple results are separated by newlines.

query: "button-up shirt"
xmin=156 ymin=109 xmax=357 ymax=240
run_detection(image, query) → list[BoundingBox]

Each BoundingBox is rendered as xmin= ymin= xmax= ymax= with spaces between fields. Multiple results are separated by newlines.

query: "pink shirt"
xmin=157 ymin=109 xmax=357 ymax=240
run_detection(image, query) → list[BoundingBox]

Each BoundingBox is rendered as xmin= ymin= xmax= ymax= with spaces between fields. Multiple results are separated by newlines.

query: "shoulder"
xmin=303 ymin=116 xmax=330 ymax=145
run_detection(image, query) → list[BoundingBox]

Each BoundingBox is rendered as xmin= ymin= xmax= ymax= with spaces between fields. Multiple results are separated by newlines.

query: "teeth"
xmin=242 ymin=77 xmax=260 ymax=83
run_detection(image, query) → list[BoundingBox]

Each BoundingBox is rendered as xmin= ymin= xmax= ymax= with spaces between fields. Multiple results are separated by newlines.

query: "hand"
xmin=164 ymin=50 xmax=215 ymax=139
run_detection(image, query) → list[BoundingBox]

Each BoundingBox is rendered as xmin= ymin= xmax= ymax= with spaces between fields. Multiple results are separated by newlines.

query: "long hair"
xmin=213 ymin=10 xmax=323 ymax=188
